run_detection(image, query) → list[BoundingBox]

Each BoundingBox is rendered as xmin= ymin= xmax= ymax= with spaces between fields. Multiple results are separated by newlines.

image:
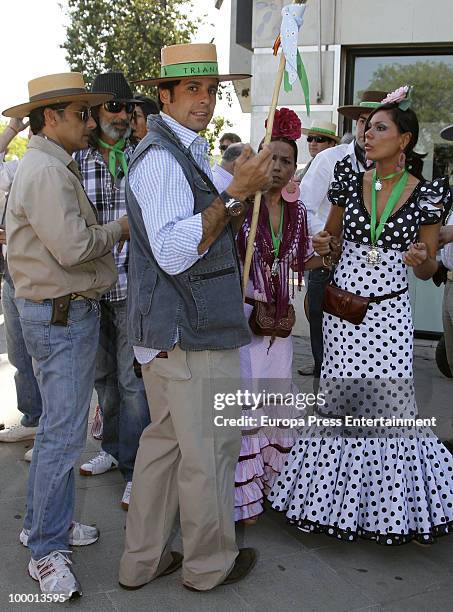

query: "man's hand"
xmin=0 ymin=227 xmax=6 ymax=246
xmin=117 ymin=215 xmax=129 ymax=240
xmin=439 ymin=225 xmax=453 ymax=249
xmin=312 ymin=230 xmax=332 ymax=256
xmin=403 ymin=242 xmax=428 ymax=267
xmin=9 ymin=117 xmax=29 ymax=134
xmin=227 ymin=145 xmax=274 ymax=201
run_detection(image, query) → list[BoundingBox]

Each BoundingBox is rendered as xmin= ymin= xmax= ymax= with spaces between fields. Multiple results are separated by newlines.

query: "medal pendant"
xmin=271 ymin=259 xmax=279 ymax=276
xmin=375 ymin=179 xmax=383 ymax=191
xmin=366 ymin=248 xmax=381 ymax=265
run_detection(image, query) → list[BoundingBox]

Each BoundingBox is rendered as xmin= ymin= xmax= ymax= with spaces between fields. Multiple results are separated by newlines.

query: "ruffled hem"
xmin=284 ymin=515 xmax=453 ymax=546
xmin=235 ymin=500 xmax=264 ymax=522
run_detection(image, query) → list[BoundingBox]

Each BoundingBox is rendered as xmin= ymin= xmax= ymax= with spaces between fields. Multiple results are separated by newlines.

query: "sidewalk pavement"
xmin=1 ymin=305 xmax=453 ymax=610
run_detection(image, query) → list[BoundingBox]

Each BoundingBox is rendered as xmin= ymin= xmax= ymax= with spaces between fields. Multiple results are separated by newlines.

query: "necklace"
xmin=269 ymin=200 xmax=284 ymax=276
xmin=368 ymin=169 xmax=409 ymax=265
xmin=375 ymin=169 xmax=405 ymax=191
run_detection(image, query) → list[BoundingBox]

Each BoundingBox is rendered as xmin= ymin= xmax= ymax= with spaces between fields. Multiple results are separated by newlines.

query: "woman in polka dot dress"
xmin=269 ymin=88 xmax=453 ymax=545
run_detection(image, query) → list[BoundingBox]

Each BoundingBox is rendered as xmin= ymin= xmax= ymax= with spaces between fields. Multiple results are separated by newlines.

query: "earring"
xmin=282 ymin=177 xmax=300 ymax=203
xmin=396 ymin=150 xmax=406 ymax=172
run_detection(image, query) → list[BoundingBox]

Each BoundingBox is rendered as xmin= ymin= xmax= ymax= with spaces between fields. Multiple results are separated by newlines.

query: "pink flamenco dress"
xmin=234 ymin=196 xmax=313 ymax=522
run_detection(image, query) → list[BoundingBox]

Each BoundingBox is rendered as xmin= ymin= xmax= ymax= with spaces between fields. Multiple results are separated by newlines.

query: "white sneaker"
xmin=20 ymin=522 xmax=99 ymax=547
xmin=121 ymin=481 xmax=132 ymax=511
xmin=79 ymin=451 xmax=118 ymax=476
xmin=24 ymin=447 xmax=33 ymax=462
xmin=28 ymin=551 xmax=82 ymax=601
xmin=0 ymin=424 xmax=38 ymax=442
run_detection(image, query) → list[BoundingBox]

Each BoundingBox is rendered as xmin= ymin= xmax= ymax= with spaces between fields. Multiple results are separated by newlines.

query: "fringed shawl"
xmin=237 ymin=198 xmax=311 ymax=322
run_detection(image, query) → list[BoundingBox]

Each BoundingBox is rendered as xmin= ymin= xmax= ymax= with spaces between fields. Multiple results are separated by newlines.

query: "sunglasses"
xmin=307 ymin=135 xmax=333 ymax=144
xmin=103 ymin=100 xmax=135 ymax=114
xmin=55 ymin=107 xmax=92 ymax=122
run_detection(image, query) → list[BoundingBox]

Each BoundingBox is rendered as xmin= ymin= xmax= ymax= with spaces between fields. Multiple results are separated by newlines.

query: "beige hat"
xmin=134 ymin=43 xmax=251 ymax=87
xmin=2 ymin=72 xmax=114 ymax=118
xmin=301 ymin=120 xmax=340 ymax=143
xmin=337 ymin=90 xmax=389 ymax=121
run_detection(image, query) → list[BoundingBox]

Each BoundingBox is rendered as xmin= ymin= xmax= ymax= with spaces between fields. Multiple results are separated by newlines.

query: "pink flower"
xmin=381 ymin=85 xmax=410 ymax=105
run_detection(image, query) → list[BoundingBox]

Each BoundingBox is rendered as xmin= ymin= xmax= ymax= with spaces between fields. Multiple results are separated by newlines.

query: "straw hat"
xmin=134 ymin=43 xmax=251 ymax=87
xmin=301 ymin=120 xmax=340 ymax=143
xmin=337 ymin=90 xmax=389 ymax=121
xmin=440 ymin=125 xmax=453 ymax=141
xmin=2 ymin=73 xmax=114 ymax=118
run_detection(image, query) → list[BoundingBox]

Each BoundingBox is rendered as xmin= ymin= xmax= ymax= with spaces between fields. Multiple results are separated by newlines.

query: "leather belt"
xmin=30 ymin=293 xmax=86 ymax=304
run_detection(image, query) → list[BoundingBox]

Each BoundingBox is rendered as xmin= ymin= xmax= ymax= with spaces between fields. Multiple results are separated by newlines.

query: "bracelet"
xmin=322 ymin=255 xmax=332 ymax=268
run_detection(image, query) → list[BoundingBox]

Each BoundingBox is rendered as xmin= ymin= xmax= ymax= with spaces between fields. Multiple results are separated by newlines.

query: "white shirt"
xmin=0 ymin=153 xmax=19 ymax=193
xmin=300 ymin=140 xmax=364 ymax=236
xmin=441 ymin=207 xmax=453 ymax=271
xmin=211 ymin=163 xmax=233 ymax=193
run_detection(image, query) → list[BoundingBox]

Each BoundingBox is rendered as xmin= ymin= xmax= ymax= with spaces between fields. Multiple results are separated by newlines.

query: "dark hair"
xmin=157 ymin=80 xmax=181 ymax=111
xmin=365 ymin=103 xmax=426 ymax=181
xmin=220 ymin=132 xmax=241 ymax=145
xmin=134 ymin=95 xmax=159 ymax=118
xmin=29 ymin=102 xmax=70 ymax=134
xmin=259 ymin=136 xmax=298 ymax=166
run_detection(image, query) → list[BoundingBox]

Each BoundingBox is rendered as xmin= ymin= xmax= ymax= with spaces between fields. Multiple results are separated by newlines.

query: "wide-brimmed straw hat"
xmin=337 ymin=90 xmax=389 ymax=121
xmin=134 ymin=43 xmax=251 ymax=87
xmin=2 ymin=72 xmax=114 ymax=118
xmin=301 ymin=120 xmax=340 ymax=143
xmin=440 ymin=125 xmax=453 ymax=141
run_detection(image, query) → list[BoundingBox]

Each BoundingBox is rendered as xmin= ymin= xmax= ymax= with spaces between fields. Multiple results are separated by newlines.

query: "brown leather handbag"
xmin=322 ymin=284 xmax=370 ymax=325
xmin=246 ymin=298 xmax=296 ymax=338
xmin=322 ymin=283 xmax=408 ymax=326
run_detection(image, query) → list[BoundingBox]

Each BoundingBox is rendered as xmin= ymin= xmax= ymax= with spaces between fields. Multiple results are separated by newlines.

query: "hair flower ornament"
xmin=265 ymin=107 xmax=302 ymax=140
xmin=381 ymin=85 xmax=413 ymax=110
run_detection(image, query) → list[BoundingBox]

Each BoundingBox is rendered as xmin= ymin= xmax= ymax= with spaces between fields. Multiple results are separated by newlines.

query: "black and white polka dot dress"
xmin=269 ymin=158 xmax=453 ymax=545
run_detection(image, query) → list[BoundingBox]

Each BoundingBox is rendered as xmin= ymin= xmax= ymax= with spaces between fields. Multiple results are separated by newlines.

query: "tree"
xmin=62 ymin=0 xmax=201 ymax=92
xmin=366 ymin=61 xmax=453 ymax=125
xmin=200 ymin=115 xmax=232 ymax=156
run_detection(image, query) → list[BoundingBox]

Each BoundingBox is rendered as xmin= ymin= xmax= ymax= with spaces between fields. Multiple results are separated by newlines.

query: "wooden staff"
xmin=242 ymin=0 xmax=308 ymax=295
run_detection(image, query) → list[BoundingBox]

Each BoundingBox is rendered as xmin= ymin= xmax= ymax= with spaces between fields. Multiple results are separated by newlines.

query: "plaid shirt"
xmin=74 ymin=144 xmax=134 ymax=301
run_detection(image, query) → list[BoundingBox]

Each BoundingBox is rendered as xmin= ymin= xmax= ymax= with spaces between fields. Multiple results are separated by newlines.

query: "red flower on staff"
xmin=266 ymin=107 xmax=302 ymax=141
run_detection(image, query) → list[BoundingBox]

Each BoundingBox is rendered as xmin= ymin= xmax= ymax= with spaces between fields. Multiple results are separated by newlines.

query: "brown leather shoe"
xmin=119 ymin=551 xmax=183 ymax=590
xmin=183 ymin=548 xmax=257 ymax=591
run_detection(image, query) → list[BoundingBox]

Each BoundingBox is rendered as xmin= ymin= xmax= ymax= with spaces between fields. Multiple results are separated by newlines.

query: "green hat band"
xmin=161 ymin=61 xmax=219 ymax=79
xmin=309 ymin=127 xmax=337 ymax=138
xmin=359 ymin=101 xmax=382 ymax=108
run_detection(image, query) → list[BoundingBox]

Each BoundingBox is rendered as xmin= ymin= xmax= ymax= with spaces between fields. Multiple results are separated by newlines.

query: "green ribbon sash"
xmin=284 ymin=50 xmax=310 ymax=116
xmin=161 ymin=61 xmax=219 ymax=79
xmin=371 ymin=170 xmax=409 ymax=245
xmin=98 ymin=138 xmax=128 ymax=180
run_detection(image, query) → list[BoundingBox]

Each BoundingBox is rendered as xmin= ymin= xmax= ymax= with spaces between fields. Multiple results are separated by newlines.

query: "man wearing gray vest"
xmin=119 ymin=43 xmax=273 ymax=592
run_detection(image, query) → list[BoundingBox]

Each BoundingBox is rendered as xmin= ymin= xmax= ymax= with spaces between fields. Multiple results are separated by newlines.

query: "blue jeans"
xmin=95 ymin=299 xmax=150 ymax=482
xmin=307 ymin=267 xmax=332 ymax=378
xmin=2 ymin=276 xmax=42 ymax=426
xmin=17 ymin=298 xmax=100 ymax=559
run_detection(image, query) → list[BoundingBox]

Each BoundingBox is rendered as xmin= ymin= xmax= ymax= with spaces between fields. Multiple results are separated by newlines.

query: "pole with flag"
xmin=242 ymin=0 xmax=311 ymax=295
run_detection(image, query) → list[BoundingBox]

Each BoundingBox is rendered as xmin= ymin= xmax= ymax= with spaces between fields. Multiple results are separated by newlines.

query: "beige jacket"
xmin=6 ymin=135 xmax=122 ymax=301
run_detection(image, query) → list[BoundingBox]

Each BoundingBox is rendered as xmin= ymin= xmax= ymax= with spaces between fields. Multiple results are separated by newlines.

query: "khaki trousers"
xmin=443 ymin=281 xmax=453 ymax=373
xmin=119 ymin=346 xmax=242 ymax=590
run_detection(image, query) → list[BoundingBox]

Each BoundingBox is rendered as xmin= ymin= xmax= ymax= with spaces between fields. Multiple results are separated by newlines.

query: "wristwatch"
xmin=220 ymin=190 xmax=245 ymax=217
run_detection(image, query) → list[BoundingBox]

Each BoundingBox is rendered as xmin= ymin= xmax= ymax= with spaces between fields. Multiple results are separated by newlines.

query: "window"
xmin=345 ymin=48 xmax=453 ymax=181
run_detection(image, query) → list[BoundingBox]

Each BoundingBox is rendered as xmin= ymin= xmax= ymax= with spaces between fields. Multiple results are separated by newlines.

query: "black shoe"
xmin=0 ymin=423 xmax=4 ymax=431
xmin=183 ymin=548 xmax=257 ymax=591
xmin=119 ymin=552 xmax=183 ymax=590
